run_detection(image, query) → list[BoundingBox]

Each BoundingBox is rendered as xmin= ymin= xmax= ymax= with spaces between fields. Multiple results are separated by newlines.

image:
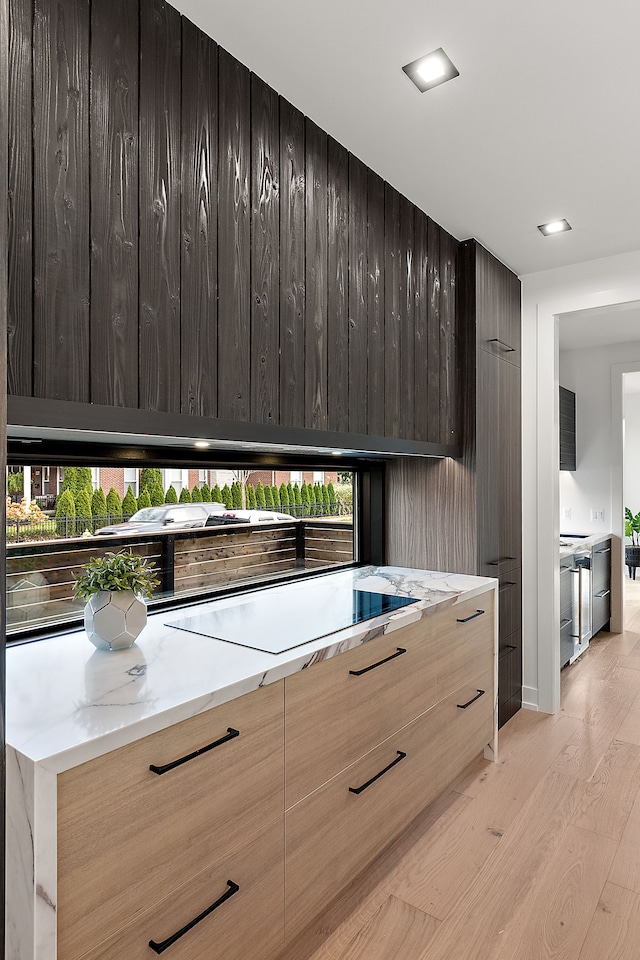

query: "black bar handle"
xmin=457 ymin=689 xmax=485 ymax=710
xmin=349 ymin=647 xmax=407 ymax=676
xmin=560 ymin=618 xmax=572 ymax=627
xmin=149 ymin=880 xmax=239 ymax=954
xmin=487 ymin=557 xmax=517 ymax=565
xmin=150 ymin=728 xmax=240 ymax=776
xmin=501 ymin=644 xmax=518 ymax=652
xmin=498 ymin=582 xmax=517 ymax=591
xmin=349 ymin=751 xmax=407 ymax=795
xmin=489 ymin=338 xmax=515 ymax=352
xmin=456 ymin=609 xmax=485 ymax=623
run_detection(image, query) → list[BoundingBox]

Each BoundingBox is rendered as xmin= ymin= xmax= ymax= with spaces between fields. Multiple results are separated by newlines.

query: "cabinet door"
xmin=498 ymin=569 xmax=521 ymax=645
xmin=500 ymin=358 xmax=522 ymax=568
xmin=592 ymin=540 xmax=611 ymax=593
xmin=475 ymin=244 xmax=520 ymax=366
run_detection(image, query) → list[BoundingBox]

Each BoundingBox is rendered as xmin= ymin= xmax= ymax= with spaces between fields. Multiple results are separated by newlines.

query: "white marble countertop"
xmin=6 ymin=565 xmax=496 ymax=773
xmin=559 ymin=532 xmax=612 ymax=560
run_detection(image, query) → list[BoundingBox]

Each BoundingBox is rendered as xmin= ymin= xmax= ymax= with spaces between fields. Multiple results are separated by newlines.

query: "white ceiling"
xmin=169 ymin=0 xmax=640 ymax=277
xmin=559 ymin=300 xmax=640 ymax=349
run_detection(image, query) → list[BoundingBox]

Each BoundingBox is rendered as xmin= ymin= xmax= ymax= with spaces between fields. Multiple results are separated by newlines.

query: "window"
xmin=6 ymin=459 xmax=363 ymax=641
xmin=313 ymin=471 xmax=324 ymax=483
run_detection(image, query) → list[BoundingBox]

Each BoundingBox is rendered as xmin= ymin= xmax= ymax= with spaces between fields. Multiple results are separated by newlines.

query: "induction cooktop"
xmin=166 ymin=582 xmax=419 ymax=654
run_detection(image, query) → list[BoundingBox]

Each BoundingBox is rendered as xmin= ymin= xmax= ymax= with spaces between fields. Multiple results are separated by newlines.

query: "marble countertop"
xmin=559 ymin=532 xmax=613 ymax=560
xmin=6 ymin=565 xmax=496 ymax=773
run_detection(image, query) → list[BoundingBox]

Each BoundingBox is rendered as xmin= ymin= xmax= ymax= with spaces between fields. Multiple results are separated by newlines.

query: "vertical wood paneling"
xmin=180 ymin=18 xmax=217 ymax=417
xmin=7 ymin=0 xmax=33 ymax=396
xmin=367 ymin=169 xmax=385 ymax=436
xmin=413 ymin=209 xmax=429 ymax=442
xmin=33 ymin=0 xmax=90 ymax=401
xmin=440 ymin=229 xmax=457 ymax=444
xmin=384 ymin=183 xmax=401 ymax=438
xmin=399 ymin=194 xmax=415 ymax=439
xmin=279 ymin=97 xmax=305 ymax=428
xmin=348 ymin=153 xmax=368 ymax=434
xmin=139 ymin=0 xmax=181 ymax=413
xmin=90 ymin=0 xmax=139 ymax=408
xmin=327 ymin=137 xmax=349 ymax=434
xmin=305 ymin=118 xmax=328 ymax=430
xmin=218 ymin=47 xmax=250 ymax=421
xmin=251 ymin=73 xmax=280 ymax=425
xmin=426 ymin=217 xmax=441 ymax=442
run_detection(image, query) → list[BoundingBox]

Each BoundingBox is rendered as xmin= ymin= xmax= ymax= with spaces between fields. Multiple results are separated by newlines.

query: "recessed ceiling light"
xmin=538 ymin=219 xmax=572 ymax=236
xmin=402 ymin=48 xmax=459 ymax=93
xmin=194 ymin=440 xmax=210 ymax=449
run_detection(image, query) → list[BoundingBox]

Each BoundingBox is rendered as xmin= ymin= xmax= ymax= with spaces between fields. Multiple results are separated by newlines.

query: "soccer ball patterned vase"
xmin=84 ymin=590 xmax=148 ymax=651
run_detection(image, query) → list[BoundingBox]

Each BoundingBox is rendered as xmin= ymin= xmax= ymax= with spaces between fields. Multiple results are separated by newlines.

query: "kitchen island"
xmin=6 ymin=565 xmax=497 ymax=960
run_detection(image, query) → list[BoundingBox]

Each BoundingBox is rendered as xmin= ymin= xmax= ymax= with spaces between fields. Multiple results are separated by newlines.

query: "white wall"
xmin=559 ymin=341 xmax=640 ymax=535
xmin=521 ymin=249 xmax=640 ymax=715
xmin=624 ymin=391 xmax=640 ymax=514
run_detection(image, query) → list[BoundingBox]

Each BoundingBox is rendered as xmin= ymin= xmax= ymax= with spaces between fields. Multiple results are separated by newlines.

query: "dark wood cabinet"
xmin=559 ymin=386 xmax=576 ymax=471
xmin=460 ymin=239 xmax=522 ymax=727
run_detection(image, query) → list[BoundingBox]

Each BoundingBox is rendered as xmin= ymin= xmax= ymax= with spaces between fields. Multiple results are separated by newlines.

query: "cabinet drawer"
xmin=435 ymin=594 xmax=495 ymax=700
xmin=498 ymin=636 xmax=521 ymax=705
xmin=285 ymin=613 xmax=441 ymax=806
xmin=592 ymin=592 xmax=611 ymax=636
xmin=285 ymin=668 xmax=493 ymax=942
xmin=78 ymin=819 xmax=284 ymax=960
xmin=58 ymin=681 xmax=284 ymax=960
xmin=498 ymin=570 xmax=521 ymax=641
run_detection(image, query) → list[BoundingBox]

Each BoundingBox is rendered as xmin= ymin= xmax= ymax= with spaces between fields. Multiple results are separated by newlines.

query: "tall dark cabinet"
xmin=460 ymin=240 xmax=522 ymax=727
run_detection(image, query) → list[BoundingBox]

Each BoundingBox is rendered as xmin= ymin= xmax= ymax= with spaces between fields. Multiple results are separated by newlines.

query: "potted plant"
xmin=74 ymin=550 xmax=159 ymax=650
xmin=625 ymin=508 xmax=640 ymax=579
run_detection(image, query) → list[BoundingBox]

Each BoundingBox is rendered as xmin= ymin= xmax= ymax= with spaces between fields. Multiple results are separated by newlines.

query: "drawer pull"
xmin=456 ymin=609 xmax=485 ymax=623
xmin=488 ymin=557 xmax=517 ymax=565
xmin=148 ymin=879 xmax=239 ymax=954
xmin=498 ymin=582 xmax=518 ymax=591
xmin=595 ymin=547 xmax=611 ymax=554
xmin=457 ymin=689 xmax=485 ymax=710
xmin=594 ymin=589 xmax=611 ymax=598
xmin=560 ymin=618 xmax=572 ymax=627
xmin=348 ymin=750 xmax=407 ymax=795
xmin=149 ymin=728 xmax=240 ymax=776
xmin=349 ymin=647 xmax=407 ymax=676
xmin=502 ymin=644 xmax=518 ymax=652
xmin=489 ymin=338 xmax=516 ymax=352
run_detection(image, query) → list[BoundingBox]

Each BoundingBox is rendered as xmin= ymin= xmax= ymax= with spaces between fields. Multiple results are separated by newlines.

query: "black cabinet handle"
xmin=457 ymin=689 xmax=485 ymax=710
xmin=457 ymin=609 xmax=485 ymax=623
xmin=488 ymin=557 xmax=517 ymax=565
xmin=502 ymin=644 xmax=518 ymax=652
xmin=149 ymin=880 xmax=239 ymax=953
xmin=349 ymin=647 xmax=407 ymax=676
xmin=560 ymin=618 xmax=572 ymax=627
xmin=489 ymin=338 xmax=515 ymax=352
xmin=498 ymin=581 xmax=517 ymax=591
xmin=594 ymin=589 xmax=611 ymax=598
xmin=149 ymin=728 xmax=240 ymax=776
xmin=349 ymin=751 xmax=407 ymax=795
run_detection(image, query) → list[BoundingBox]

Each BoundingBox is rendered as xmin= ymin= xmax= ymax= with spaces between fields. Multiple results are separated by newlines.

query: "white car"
xmin=95 ymin=502 xmax=226 ymax=536
xmin=205 ymin=509 xmax=297 ymax=526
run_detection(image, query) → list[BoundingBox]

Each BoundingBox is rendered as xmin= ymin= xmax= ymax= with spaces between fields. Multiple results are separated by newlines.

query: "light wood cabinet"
xmin=57 ymin=681 xmax=284 ymax=960
xmin=44 ymin=585 xmax=495 ymax=960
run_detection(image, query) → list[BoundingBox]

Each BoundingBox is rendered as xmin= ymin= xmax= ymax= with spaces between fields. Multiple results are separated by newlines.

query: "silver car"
xmin=94 ymin=502 xmax=226 ymax=536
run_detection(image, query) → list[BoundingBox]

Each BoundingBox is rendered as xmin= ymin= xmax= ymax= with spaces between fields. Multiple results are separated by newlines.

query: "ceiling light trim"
xmin=402 ymin=48 xmax=459 ymax=93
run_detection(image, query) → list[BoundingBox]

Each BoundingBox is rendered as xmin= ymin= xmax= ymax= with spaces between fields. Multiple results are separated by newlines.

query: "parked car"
xmin=205 ymin=509 xmax=297 ymax=526
xmin=94 ymin=502 xmax=226 ymax=536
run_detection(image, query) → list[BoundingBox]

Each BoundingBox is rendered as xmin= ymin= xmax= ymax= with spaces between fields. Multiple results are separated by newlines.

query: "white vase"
xmin=84 ymin=590 xmax=147 ymax=651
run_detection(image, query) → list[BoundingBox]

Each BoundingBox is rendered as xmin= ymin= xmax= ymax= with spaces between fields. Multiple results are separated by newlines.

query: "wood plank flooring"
xmin=305 ymin=579 xmax=640 ymax=960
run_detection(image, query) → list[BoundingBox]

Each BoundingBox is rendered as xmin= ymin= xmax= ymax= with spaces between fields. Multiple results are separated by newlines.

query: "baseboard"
xmin=521 ymin=686 xmax=539 ymax=711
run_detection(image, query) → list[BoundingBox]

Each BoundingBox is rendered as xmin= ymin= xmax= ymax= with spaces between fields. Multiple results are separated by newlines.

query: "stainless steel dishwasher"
xmin=570 ymin=547 xmax=592 ymax=663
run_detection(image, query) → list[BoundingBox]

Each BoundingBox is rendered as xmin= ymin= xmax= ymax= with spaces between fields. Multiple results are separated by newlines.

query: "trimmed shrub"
xmin=221 ymin=484 xmax=233 ymax=508
xmin=122 ymin=487 xmax=138 ymax=516
xmin=179 ymin=486 xmax=192 ymax=503
xmin=200 ymin=482 xmax=212 ymax=502
xmin=246 ymin=484 xmax=257 ymax=508
xmin=164 ymin=485 xmax=178 ymax=504
xmin=75 ymin=489 xmax=93 ymax=534
xmin=255 ymin=482 xmax=266 ymax=509
xmin=106 ymin=487 xmax=123 ymax=523
xmin=322 ymin=484 xmax=330 ymax=515
xmin=92 ymin=487 xmax=108 ymax=523
xmin=211 ymin=484 xmax=223 ymax=504
xmin=140 ymin=468 xmax=162 ymax=494
xmin=279 ymin=483 xmax=289 ymax=509
xmin=191 ymin=485 xmax=203 ymax=502
xmin=232 ymin=482 xmax=242 ymax=509
xmin=271 ymin=485 xmax=280 ymax=510
xmin=137 ymin=488 xmax=152 ymax=510
xmin=327 ymin=481 xmax=336 ymax=514
xmin=264 ymin=484 xmax=274 ymax=509
xmin=55 ymin=488 xmax=76 ymax=537
xmin=293 ymin=483 xmax=302 ymax=505
xmin=151 ymin=481 xmax=165 ymax=506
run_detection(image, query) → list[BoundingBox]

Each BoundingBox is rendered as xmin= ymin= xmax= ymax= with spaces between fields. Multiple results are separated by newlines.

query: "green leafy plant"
xmin=122 ymin=486 xmax=138 ymax=515
xmin=74 ymin=550 xmax=160 ymax=601
xmin=625 ymin=507 xmax=640 ymax=545
xmin=164 ymin=485 xmax=178 ymax=505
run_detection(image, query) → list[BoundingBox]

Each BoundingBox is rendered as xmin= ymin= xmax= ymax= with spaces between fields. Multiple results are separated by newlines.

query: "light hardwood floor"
xmin=305 ymin=579 xmax=640 ymax=960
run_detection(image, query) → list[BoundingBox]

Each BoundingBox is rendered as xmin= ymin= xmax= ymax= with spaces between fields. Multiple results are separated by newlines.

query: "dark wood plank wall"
xmin=7 ymin=0 xmax=460 ymax=447
xmin=1 ymin=0 xmax=9 ymax=935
